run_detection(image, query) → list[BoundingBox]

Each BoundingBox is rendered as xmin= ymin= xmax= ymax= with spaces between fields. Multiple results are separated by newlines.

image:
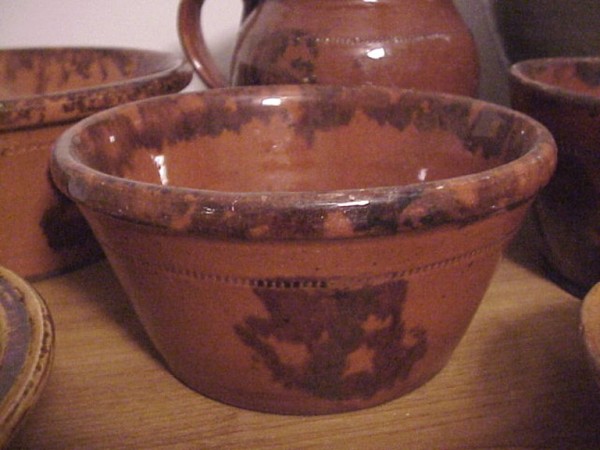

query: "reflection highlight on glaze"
xmin=337 ymin=199 xmax=371 ymax=207
xmin=366 ymin=47 xmax=386 ymax=60
xmin=261 ymin=97 xmax=283 ymax=107
xmin=153 ymin=154 xmax=169 ymax=185
xmin=323 ymin=194 xmax=371 ymax=208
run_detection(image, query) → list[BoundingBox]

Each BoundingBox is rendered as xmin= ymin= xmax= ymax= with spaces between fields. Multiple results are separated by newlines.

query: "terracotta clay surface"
xmin=178 ymin=0 xmax=479 ymax=96
xmin=509 ymin=57 xmax=600 ymax=297
xmin=582 ymin=283 xmax=600 ymax=390
xmin=51 ymin=85 xmax=556 ymax=414
xmin=0 ymin=47 xmax=192 ymax=279
xmin=0 ymin=266 xmax=54 ymax=447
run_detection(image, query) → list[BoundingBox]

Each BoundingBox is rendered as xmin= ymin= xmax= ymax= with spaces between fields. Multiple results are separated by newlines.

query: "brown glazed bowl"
xmin=509 ymin=57 xmax=600 ymax=297
xmin=0 ymin=47 xmax=192 ymax=280
xmin=51 ymin=85 xmax=556 ymax=415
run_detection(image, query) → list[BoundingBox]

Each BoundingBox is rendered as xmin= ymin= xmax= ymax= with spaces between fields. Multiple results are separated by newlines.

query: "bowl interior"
xmin=516 ymin=59 xmax=600 ymax=98
xmin=0 ymin=48 xmax=179 ymax=99
xmin=73 ymin=88 xmax=533 ymax=193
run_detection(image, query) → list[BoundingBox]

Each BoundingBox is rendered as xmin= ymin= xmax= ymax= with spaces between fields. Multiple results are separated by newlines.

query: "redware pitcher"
xmin=178 ymin=0 xmax=480 ymax=96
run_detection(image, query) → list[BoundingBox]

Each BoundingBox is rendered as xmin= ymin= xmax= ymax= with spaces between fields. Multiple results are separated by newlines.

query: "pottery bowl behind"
xmin=0 ymin=47 xmax=192 ymax=279
xmin=509 ymin=57 xmax=600 ymax=297
xmin=51 ymin=85 xmax=556 ymax=415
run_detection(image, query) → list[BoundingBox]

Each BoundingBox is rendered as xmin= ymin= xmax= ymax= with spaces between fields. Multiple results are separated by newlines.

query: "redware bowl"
xmin=0 ymin=47 xmax=192 ymax=279
xmin=50 ymin=85 xmax=556 ymax=415
xmin=509 ymin=57 xmax=600 ymax=297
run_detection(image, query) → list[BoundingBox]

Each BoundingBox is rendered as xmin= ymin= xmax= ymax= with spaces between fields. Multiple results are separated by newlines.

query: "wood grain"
xmin=8 ymin=247 xmax=600 ymax=449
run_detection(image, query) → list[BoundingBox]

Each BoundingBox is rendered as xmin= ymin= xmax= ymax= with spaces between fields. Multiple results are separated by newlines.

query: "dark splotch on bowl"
xmin=51 ymin=85 xmax=556 ymax=414
xmin=510 ymin=57 xmax=600 ymax=297
xmin=0 ymin=47 xmax=192 ymax=279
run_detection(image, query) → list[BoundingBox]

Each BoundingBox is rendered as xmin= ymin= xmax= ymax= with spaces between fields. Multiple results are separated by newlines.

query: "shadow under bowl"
xmin=509 ymin=57 xmax=600 ymax=297
xmin=0 ymin=47 xmax=192 ymax=280
xmin=51 ymin=84 xmax=556 ymax=414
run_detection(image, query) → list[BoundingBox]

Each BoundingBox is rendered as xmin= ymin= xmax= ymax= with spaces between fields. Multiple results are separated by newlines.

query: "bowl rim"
xmin=0 ymin=266 xmax=54 ymax=446
xmin=0 ymin=46 xmax=192 ymax=131
xmin=51 ymin=85 xmax=558 ymax=241
xmin=509 ymin=56 xmax=600 ymax=107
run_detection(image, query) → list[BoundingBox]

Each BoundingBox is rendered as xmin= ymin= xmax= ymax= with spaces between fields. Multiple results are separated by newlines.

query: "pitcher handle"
xmin=178 ymin=0 xmax=229 ymax=88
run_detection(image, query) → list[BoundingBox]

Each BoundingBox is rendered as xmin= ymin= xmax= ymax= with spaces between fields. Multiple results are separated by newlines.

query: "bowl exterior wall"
xmin=0 ymin=124 xmax=103 ymax=279
xmin=79 ymin=202 xmax=529 ymax=414
xmin=0 ymin=48 xmax=192 ymax=280
xmin=510 ymin=71 xmax=600 ymax=297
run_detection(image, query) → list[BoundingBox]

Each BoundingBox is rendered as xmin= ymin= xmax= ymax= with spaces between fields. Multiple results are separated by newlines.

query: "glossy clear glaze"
xmin=51 ymin=85 xmax=556 ymax=414
xmin=0 ymin=48 xmax=192 ymax=280
xmin=510 ymin=57 xmax=600 ymax=297
xmin=178 ymin=0 xmax=479 ymax=95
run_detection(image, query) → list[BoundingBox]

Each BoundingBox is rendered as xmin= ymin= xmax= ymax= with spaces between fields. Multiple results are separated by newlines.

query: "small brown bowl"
xmin=51 ymin=85 xmax=556 ymax=415
xmin=0 ymin=47 xmax=192 ymax=280
xmin=509 ymin=57 xmax=600 ymax=297
xmin=0 ymin=266 xmax=54 ymax=447
xmin=582 ymin=283 xmax=600 ymax=389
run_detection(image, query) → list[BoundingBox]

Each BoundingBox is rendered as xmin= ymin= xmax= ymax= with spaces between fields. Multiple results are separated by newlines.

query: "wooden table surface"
xmin=8 ymin=239 xmax=600 ymax=449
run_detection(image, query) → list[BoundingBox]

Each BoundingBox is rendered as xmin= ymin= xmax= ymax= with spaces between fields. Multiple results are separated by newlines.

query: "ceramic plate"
xmin=0 ymin=266 xmax=54 ymax=447
xmin=582 ymin=283 xmax=600 ymax=389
